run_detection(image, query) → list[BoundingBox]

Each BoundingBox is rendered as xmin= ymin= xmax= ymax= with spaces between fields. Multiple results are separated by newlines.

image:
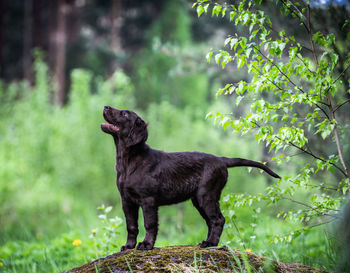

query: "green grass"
xmin=0 ymin=201 xmax=335 ymax=272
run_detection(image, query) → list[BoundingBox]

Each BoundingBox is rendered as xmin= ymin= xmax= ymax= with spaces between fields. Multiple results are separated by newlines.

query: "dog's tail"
xmin=222 ymin=157 xmax=281 ymax=179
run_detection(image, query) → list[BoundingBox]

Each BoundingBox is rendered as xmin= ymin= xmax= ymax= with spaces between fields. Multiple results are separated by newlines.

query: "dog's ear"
xmin=126 ymin=117 xmax=148 ymax=147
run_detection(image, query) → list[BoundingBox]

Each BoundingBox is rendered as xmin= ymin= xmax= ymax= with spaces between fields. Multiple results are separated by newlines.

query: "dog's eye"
xmin=121 ymin=111 xmax=128 ymax=117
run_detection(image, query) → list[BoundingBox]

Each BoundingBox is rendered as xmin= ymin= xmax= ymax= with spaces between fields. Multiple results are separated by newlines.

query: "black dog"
xmin=101 ymin=105 xmax=280 ymax=251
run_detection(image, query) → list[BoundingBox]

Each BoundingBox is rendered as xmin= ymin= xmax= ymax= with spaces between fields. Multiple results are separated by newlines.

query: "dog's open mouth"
xmin=101 ymin=108 xmax=120 ymax=133
xmin=101 ymin=122 xmax=120 ymax=132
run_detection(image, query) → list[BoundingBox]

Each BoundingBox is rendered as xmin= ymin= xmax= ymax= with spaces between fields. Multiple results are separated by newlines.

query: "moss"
xmin=63 ymin=245 xmax=328 ymax=273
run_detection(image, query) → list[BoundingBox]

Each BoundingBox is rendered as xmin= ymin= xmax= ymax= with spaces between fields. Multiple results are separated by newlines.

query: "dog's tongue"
xmin=101 ymin=123 xmax=119 ymax=131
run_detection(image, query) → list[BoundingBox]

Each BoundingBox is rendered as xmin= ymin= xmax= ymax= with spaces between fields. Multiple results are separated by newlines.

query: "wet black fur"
xmin=101 ymin=105 xmax=280 ymax=251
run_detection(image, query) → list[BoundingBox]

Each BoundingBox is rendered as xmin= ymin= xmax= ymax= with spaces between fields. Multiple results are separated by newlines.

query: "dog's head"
xmin=101 ymin=105 xmax=148 ymax=147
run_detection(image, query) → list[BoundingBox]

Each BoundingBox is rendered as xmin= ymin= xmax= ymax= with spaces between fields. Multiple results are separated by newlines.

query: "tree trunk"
xmin=32 ymin=0 xmax=43 ymax=49
xmin=48 ymin=0 xmax=58 ymax=71
xmin=66 ymin=0 xmax=79 ymax=43
xmin=23 ymin=0 xmax=33 ymax=84
xmin=0 ymin=0 xmax=4 ymax=78
xmin=110 ymin=0 xmax=122 ymax=53
xmin=54 ymin=0 xmax=69 ymax=106
xmin=109 ymin=0 xmax=123 ymax=74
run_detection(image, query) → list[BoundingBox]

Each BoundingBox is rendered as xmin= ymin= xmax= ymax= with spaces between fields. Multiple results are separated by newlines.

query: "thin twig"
xmin=281 ymin=196 xmax=341 ymax=216
xmin=307 ymin=218 xmax=338 ymax=229
xmin=255 ymin=48 xmax=330 ymax=119
xmin=324 ymin=90 xmax=349 ymax=178
xmin=280 ymin=0 xmax=308 ymax=30
xmin=295 ymin=53 xmax=316 ymax=75
xmin=332 ymin=62 xmax=350 ymax=84
xmin=307 ymin=183 xmax=339 ymax=192
xmin=286 ymin=0 xmax=307 ymax=21
xmin=251 ymin=121 xmax=346 ymax=177
xmin=334 ymin=99 xmax=350 ymax=113
xmin=286 ymin=218 xmax=337 ymax=237
xmin=323 ymin=58 xmax=350 ymax=99
xmin=231 ymin=217 xmax=247 ymax=250
xmin=329 ymin=104 xmax=349 ymax=177
xmin=286 ymin=138 xmax=348 ymax=177
xmin=306 ymin=5 xmax=319 ymax=67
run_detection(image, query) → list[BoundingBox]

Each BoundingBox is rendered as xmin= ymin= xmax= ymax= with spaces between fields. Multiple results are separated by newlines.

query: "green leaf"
xmin=222 ymin=7 xmax=227 ymax=17
xmin=105 ymin=206 xmax=113 ymax=213
xmin=212 ymin=4 xmax=222 ymax=17
xmin=222 ymin=55 xmax=232 ymax=69
xmin=235 ymin=95 xmax=244 ymax=105
xmin=246 ymin=48 xmax=253 ymax=58
xmin=215 ymin=53 xmax=222 ymax=64
xmin=229 ymin=38 xmax=239 ymax=50
xmin=230 ymin=11 xmax=237 ymax=21
xmin=242 ymin=12 xmax=250 ymax=25
xmin=205 ymin=112 xmax=213 ymax=119
xmin=204 ymin=3 xmax=209 ymax=13
xmin=197 ymin=5 xmax=204 ymax=17
xmin=330 ymin=53 xmax=339 ymax=67
xmin=206 ymin=51 xmax=213 ymax=63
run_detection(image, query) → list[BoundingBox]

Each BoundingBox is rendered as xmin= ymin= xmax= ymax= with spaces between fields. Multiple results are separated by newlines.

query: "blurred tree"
xmin=0 ymin=0 xmax=3 ymax=78
xmin=2 ymin=0 xmax=347 ymax=109
xmin=130 ymin=0 xmax=213 ymax=109
xmin=33 ymin=0 xmax=44 ymax=49
xmin=54 ymin=0 xmax=69 ymax=105
xmin=48 ymin=0 xmax=58 ymax=79
xmin=110 ymin=0 xmax=122 ymax=53
xmin=23 ymin=0 xmax=32 ymax=84
xmin=0 ymin=0 xmax=167 ymax=104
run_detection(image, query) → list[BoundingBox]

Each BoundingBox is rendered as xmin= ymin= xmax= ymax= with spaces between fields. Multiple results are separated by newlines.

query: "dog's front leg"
xmin=137 ymin=197 xmax=158 ymax=250
xmin=121 ymin=199 xmax=139 ymax=252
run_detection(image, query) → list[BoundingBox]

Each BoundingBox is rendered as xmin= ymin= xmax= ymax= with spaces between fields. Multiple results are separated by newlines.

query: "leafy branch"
xmin=195 ymin=0 xmax=350 ymax=244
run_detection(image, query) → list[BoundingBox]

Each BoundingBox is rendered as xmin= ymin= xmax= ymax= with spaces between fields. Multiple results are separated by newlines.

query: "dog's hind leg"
xmin=137 ymin=197 xmax=158 ymax=250
xmin=192 ymin=197 xmax=211 ymax=242
xmin=197 ymin=198 xmax=225 ymax=248
xmin=196 ymin=169 xmax=227 ymax=248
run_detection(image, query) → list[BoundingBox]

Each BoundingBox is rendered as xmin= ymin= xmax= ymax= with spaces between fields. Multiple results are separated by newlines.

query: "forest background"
xmin=0 ymin=0 xmax=349 ymax=272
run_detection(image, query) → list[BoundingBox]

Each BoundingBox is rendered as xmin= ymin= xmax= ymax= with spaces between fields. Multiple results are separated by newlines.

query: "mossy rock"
xmin=63 ymin=245 xmax=327 ymax=273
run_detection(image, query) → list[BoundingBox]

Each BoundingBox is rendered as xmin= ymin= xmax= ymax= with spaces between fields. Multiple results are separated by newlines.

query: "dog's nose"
xmin=104 ymin=105 xmax=111 ymax=110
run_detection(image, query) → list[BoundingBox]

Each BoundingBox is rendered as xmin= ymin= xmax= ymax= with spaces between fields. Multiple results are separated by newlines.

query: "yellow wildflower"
xmin=72 ymin=239 xmax=82 ymax=246
xmin=244 ymin=248 xmax=252 ymax=252
xmin=91 ymin=229 xmax=97 ymax=234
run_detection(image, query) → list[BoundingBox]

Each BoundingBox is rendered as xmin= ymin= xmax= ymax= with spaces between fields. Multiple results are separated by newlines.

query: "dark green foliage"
xmin=130 ymin=0 xmax=213 ymax=109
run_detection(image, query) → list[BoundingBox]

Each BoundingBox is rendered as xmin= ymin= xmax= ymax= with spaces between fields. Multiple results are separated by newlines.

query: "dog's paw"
xmin=136 ymin=241 xmax=154 ymax=250
xmin=199 ymin=240 xmax=216 ymax=248
xmin=120 ymin=244 xmax=135 ymax=252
